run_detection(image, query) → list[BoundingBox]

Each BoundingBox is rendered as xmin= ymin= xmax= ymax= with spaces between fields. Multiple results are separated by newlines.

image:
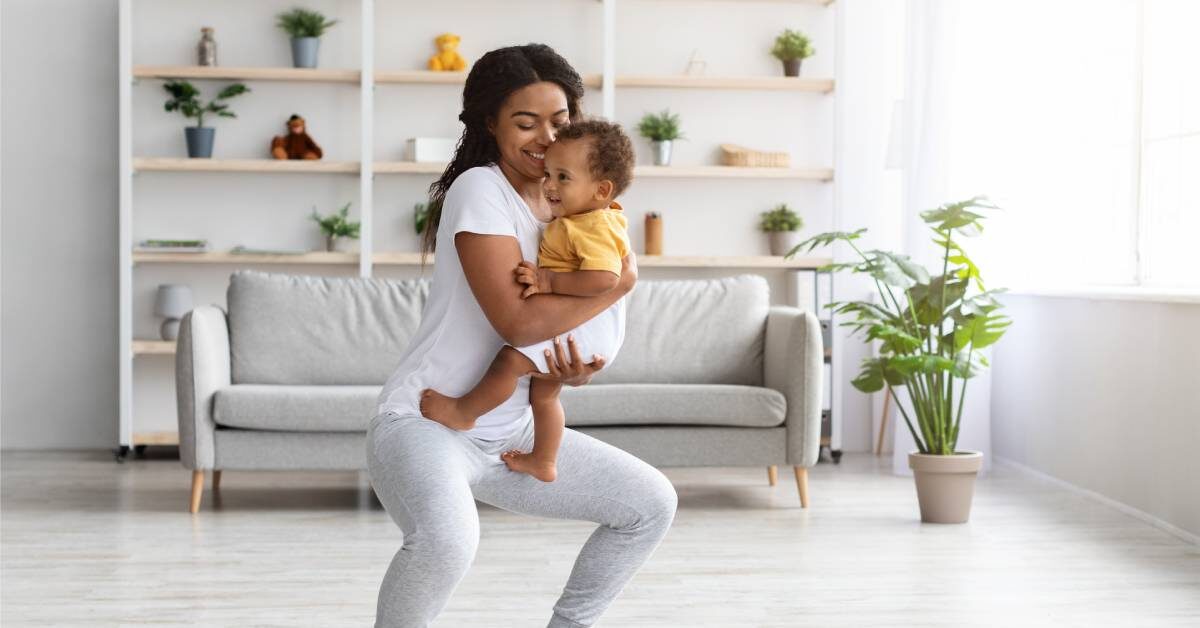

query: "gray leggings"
xmin=365 ymin=411 xmax=678 ymax=628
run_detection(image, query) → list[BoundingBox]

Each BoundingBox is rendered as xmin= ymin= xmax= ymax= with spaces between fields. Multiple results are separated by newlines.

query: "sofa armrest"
xmin=175 ymin=305 xmax=230 ymax=470
xmin=765 ymin=306 xmax=824 ymax=467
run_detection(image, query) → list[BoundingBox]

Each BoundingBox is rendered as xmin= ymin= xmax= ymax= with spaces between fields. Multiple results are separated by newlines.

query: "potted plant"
xmin=277 ymin=8 xmax=339 ymax=68
xmin=162 ymin=80 xmax=249 ymax=158
xmin=413 ymin=200 xmax=440 ymax=235
xmin=310 ymin=202 xmax=360 ymax=252
xmin=638 ymin=109 xmax=685 ymax=166
xmin=789 ymin=197 xmax=1011 ymax=523
xmin=771 ymin=29 xmax=815 ymax=77
xmin=760 ymin=204 xmax=804 ymax=256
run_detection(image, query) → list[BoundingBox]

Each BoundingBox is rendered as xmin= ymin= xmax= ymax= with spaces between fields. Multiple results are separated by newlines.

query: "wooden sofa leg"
xmin=793 ymin=466 xmax=810 ymax=508
xmin=190 ymin=470 xmax=205 ymax=514
xmin=212 ymin=470 xmax=222 ymax=492
xmin=767 ymin=465 xmax=778 ymax=486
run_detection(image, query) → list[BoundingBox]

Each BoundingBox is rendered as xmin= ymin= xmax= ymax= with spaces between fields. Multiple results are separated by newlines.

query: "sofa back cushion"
xmin=228 ymin=270 xmax=429 ymax=385
xmin=594 ymin=274 xmax=768 ymax=386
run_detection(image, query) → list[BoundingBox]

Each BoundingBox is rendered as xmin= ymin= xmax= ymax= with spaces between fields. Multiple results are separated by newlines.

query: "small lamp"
xmin=155 ymin=284 xmax=193 ymax=341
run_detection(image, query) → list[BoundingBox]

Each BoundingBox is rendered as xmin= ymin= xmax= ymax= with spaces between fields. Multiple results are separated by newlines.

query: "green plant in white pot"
xmin=760 ymin=203 xmax=803 ymax=256
xmin=277 ymin=8 xmax=339 ymax=68
xmin=771 ymin=29 xmax=815 ymax=77
xmin=162 ymin=80 xmax=249 ymax=158
xmin=311 ymin=202 xmax=360 ymax=252
xmin=788 ymin=197 xmax=1011 ymax=523
xmin=638 ymin=109 xmax=684 ymax=166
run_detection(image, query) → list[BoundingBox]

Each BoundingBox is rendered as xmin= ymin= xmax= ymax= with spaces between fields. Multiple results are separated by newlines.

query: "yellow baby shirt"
xmin=537 ymin=202 xmax=631 ymax=276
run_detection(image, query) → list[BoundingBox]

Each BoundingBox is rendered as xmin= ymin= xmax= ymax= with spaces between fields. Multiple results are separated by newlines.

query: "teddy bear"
xmin=270 ymin=114 xmax=322 ymax=160
xmin=427 ymin=33 xmax=467 ymax=72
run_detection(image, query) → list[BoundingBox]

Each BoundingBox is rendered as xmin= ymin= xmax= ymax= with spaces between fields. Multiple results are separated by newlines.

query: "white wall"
xmin=991 ymin=294 xmax=1200 ymax=538
xmin=5 ymin=0 xmax=895 ymax=449
xmin=2 ymin=0 xmax=121 ymax=448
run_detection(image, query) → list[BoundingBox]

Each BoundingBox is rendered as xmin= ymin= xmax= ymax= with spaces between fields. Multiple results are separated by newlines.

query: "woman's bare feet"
xmin=501 ymin=450 xmax=557 ymax=482
xmin=419 ymin=389 xmax=476 ymax=431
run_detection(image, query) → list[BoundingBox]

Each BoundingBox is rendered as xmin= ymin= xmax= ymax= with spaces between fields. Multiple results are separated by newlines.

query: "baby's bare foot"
xmin=420 ymin=389 xmax=476 ymax=431
xmin=501 ymin=450 xmax=557 ymax=482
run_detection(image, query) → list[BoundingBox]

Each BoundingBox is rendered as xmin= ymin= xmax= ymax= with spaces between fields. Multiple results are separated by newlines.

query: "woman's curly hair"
xmin=423 ymin=44 xmax=585 ymax=255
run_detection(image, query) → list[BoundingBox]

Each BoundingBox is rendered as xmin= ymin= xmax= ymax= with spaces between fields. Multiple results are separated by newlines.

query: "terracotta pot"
xmin=908 ymin=451 xmax=983 ymax=523
xmin=768 ymin=230 xmax=801 ymax=256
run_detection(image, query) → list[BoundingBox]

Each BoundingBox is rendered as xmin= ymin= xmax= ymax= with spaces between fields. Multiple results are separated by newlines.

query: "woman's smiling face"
xmin=488 ymin=81 xmax=571 ymax=183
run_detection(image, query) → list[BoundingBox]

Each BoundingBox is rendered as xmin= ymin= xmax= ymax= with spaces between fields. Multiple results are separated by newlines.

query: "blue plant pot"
xmin=291 ymin=37 xmax=320 ymax=68
xmin=185 ymin=127 xmax=215 ymax=158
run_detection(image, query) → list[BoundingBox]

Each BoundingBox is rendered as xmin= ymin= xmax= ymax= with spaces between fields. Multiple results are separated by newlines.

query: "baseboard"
xmin=996 ymin=456 xmax=1199 ymax=546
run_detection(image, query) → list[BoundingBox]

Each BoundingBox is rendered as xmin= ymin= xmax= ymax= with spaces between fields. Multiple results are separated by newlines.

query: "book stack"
xmin=135 ymin=239 xmax=209 ymax=253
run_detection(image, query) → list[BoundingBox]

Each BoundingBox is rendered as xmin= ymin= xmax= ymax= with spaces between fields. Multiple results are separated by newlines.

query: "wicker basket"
xmin=720 ymin=143 xmax=791 ymax=168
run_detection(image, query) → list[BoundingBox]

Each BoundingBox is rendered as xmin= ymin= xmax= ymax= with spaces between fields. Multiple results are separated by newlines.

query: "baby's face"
xmin=542 ymin=139 xmax=606 ymax=218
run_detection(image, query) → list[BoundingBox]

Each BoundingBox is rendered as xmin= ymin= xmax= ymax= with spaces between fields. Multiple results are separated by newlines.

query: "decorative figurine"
xmin=270 ymin=114 xmax=323 ymax=160
xmin=427 ymin=33 xmax=467 ymax=71
xmin=197 ymin=27 xmax=217 ymax=66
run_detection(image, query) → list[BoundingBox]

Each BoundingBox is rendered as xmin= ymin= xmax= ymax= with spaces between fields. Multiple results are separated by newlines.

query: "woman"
xmin=367 ymin=44 xmax=678 ymax=628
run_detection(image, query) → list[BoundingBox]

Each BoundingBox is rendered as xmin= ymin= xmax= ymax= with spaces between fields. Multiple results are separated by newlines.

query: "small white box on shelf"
xmin=406 ymin=138 xmax=457 ymax=163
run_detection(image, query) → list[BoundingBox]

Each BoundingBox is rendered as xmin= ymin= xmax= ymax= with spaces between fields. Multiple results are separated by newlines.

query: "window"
xmin=934 ymin=0 xmax=1197 ymax=292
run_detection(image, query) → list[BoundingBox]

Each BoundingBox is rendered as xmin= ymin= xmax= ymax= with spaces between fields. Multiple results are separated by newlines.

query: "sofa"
xmin=176 ymin=270 xmax=824 ymax=513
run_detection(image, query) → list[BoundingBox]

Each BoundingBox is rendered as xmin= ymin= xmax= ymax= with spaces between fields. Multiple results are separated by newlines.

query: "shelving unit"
xmin=118 ymin=0 xmax=842 ymax=458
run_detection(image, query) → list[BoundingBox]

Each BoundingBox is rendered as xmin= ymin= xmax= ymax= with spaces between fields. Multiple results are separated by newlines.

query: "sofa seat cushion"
xmin=561 ymin=384 xmax=786 ymax=428
xmin=214 ymin=385 xmax=381 ymax=432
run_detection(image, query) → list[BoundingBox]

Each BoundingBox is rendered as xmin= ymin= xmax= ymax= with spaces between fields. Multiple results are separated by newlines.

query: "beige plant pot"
xmin=768 ymin=230 xmax=801 ymax=256
xmin=908 ymin=451 xmax=983 ymax=523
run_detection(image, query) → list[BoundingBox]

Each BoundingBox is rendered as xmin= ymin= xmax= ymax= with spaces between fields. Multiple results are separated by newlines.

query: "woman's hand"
xmin=531 ymin=334 xmax=606 ymax=387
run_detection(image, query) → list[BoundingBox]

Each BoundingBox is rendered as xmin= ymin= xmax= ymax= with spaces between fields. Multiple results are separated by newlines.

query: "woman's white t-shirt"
xmin=375 ymin=164 xmax=547 ymax=441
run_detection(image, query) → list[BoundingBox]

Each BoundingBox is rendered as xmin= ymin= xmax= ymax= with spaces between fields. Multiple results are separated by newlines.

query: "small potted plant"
xmin=162 ymin=80 xmax=249 ymax=158
xmin=638 ymin=109 xmax=685 ymax=166
xmin=790 ymin=197 xmax=1010 ymax=524
xmin=413 ymin=200 xmax=440 ymax=235
xmin=277 ymin=8 xmax=339 ymax=68
xmin=311 ymin=202 xmax=360 ymax=252
xmin=771 ymin=29 xmax=815 ymax=77
xmin=760 ymin=204 xmax=804 ymax=256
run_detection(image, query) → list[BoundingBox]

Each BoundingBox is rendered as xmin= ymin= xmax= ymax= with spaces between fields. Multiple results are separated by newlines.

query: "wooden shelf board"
xmin=376 ymin=70 xmax=602 ymax=88
xmin=373 ymin=161 xmax=447 ymax=174
xmin=134 ymin=65 xmax=360 ymax=83
xmin=133 ymin=431 xmax=180 ymax=446
xmin=373 ymin=252 xmax=828 ymax=269
xmin=133 ymin=339 xmax=176 ymax=355
xmin=635 ymin=165 xmax=833 ymax=181
xmin=615 ymin=75 xmax=834 ymax=92
xmin=374 ymin=162 xmax=831 ymax=181
xmin=133 ymin=158 xmax=360 ymax=174
xmin=133 ymin=251 xmax=359 ymax=265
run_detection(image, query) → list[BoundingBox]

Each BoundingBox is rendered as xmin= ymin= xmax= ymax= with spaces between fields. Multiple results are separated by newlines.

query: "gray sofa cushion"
xmin=227 ymin=271 xmax=429 ymax=385
xmin=212 ymin=382 xmax=785 ymax=432
xmin=214 ymin=385 xmax=381 ymax=432
xmin=561 ymin=384 xmax=786 ymax=428
xmin=597 ymin=274 xmax=769 ymax=386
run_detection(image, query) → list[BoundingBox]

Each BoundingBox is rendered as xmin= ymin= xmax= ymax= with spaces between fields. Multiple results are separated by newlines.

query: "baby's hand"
xmin=515 ymin=261 xmax=553 ymax=298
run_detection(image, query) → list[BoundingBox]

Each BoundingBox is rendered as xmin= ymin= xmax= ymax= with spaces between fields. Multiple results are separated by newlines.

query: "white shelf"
xmin=133 ymin=158 xmax=359 ymax=174
xmin=134 ymin=65 xmax=360 ymax=83
xmin=119 ymin=0 xmax=843 ymax=452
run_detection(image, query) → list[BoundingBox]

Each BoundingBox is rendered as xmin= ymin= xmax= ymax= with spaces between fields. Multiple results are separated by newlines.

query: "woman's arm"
xmin=514 ymin=261 xmax=620 ymax=298
xmin=456 ymin=231 xmax=636 ymax=347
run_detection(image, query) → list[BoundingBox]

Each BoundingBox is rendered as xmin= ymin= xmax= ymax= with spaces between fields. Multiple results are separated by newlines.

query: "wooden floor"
xmin=2 ymin=450 xmax=1198 ymax=627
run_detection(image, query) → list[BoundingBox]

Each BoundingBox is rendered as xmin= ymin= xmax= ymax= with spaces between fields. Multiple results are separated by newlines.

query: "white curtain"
xmin=888 ymin=0 xmax=992 ymax=475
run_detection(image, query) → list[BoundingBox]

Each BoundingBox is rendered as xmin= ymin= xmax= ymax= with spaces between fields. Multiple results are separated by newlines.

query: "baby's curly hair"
xmin=555 ymin=119 xmax=636 ymax=198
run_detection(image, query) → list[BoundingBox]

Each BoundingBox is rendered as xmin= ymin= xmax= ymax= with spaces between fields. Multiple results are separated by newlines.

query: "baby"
xmin=420 ymin=119 xmax=636 ymax=482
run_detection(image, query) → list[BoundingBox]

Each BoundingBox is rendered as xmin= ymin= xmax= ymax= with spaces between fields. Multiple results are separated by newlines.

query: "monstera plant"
xmin=789 ymin=196 xmax=1011 ymax=523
